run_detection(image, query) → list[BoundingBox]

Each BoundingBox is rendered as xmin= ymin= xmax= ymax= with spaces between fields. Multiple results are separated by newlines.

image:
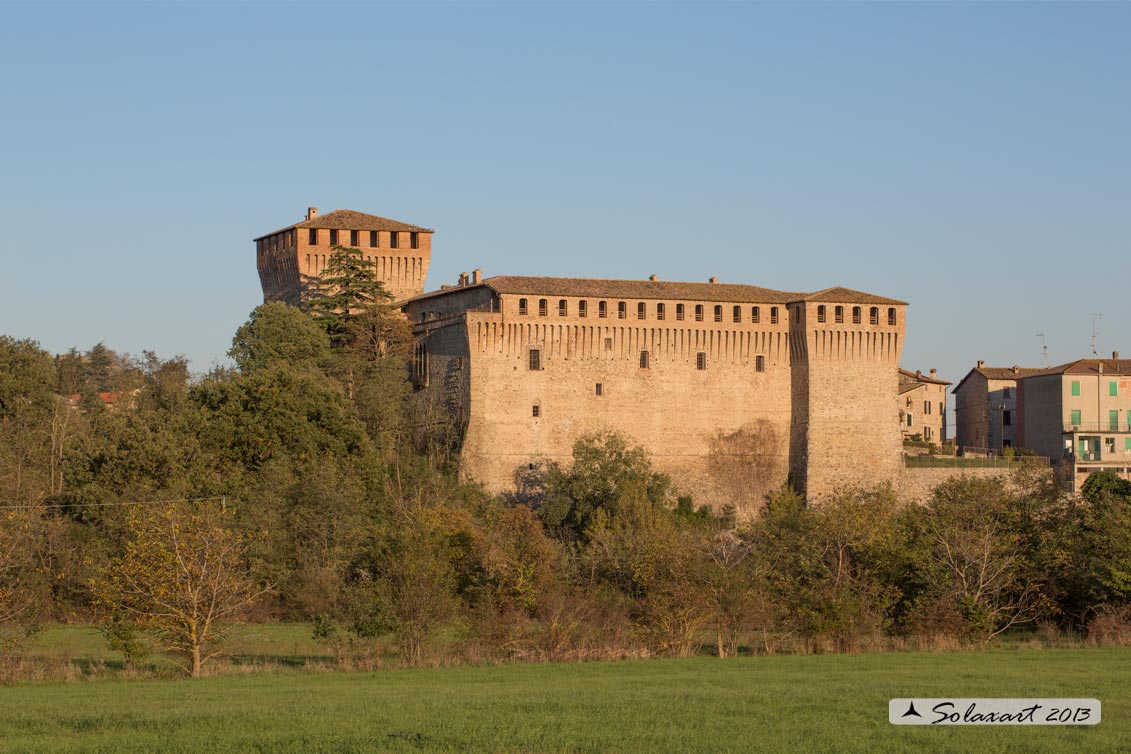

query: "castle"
xmin=257 ymin=208 xmax=913 ymax=512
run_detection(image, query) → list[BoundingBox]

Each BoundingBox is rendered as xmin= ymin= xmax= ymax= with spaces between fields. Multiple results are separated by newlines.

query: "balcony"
xmin=1062 ymin=423 xmax=1131 ymax=434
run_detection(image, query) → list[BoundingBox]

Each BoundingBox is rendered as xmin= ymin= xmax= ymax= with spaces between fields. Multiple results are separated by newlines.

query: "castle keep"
xmin=257 ymin=208 xmax=908 ymax=510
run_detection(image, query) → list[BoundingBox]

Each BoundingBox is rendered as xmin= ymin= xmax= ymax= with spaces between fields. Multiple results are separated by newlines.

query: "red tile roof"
xmin=255 ymin=209 xmax=433 ymax=241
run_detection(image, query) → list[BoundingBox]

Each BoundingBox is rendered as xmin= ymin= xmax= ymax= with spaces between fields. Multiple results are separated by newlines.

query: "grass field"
xmin=0 ymin=648 xmax=1127 ymax=753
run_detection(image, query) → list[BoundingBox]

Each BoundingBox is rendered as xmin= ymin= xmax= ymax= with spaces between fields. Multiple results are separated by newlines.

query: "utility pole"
xmin=1090 ymin=313 xmax=1103 ymax=357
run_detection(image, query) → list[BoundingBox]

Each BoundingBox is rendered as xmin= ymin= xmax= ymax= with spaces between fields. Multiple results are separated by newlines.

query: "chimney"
xmin=929 ymin=368 xmax=937 ymax=379
xmin=472 ymin=268 xmax=482 ymax=285
xmin=1012 ymin=365 xmax=1020 ymax=375
xmin=1115 ymin=351 xmax=1120 ymax=359
xmin=649 ymin=274 xmax=658 ymax=282
xmin=977 ymin=360 xmax=985 ymax=369
xmin=306 ymin=206 xmax=318 ymax=220
xmin=708 ymin=276 xmax=718 ymax=284
xmin=916 ymin=370 xmax=922 ymax=379
xmin=458 ymin=272 xmax=469 ymax=287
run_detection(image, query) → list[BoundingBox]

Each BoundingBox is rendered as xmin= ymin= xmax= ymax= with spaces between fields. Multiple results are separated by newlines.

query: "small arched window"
xmin=578 ymin=300 xmax=588 ymax=318
xmin=676 ymin=304 xmax=685 ymax=321
xmin=558 ymin=299 xmax=568 ymax=316
xmin=755 ymin=355 xmax=765 ymax=373
xmin=752 ymin=306 xmax=760 ymax=324
xmin=656 ymin=303 xmax=666 ymax=321
xmin=888 ymin=307 xmax=897 ymax=325
xmin=618 ymin=301 xmax=627 ymax=319
xmin=835 ymin=306 xmax=844 ymax=324
xmin=695 ymin=305 xmax=704 ymax=322
xmin=637 ymin=302 xmax=646 ymax=320
xmin=518 ymin=298 xmax=528 ymax=315
xmin=714 ymin=305 xmax=723 ymax=323
xmin=771 ymin=307 xmax=779 ymax=325
xmin=733 ymin=305 xmax=742 ymax=323
xmin=599 ymin=301 xmax=608 ymax=318
xmin=538 ymin=299 xmax=548 ymax=316
xmin=852 ymin=306 xmax=861 ymax=324
xmin=817 ymin=305 xmax=827 ymax=323
xmin=639 ymin=351 xmax=650 ymax=369
xmin=870 ymin=307 xmax=879 ymax=325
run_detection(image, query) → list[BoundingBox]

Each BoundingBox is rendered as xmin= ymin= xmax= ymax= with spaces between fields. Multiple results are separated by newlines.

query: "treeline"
xmin=3 ymin=247 xmax=1131 ymax=676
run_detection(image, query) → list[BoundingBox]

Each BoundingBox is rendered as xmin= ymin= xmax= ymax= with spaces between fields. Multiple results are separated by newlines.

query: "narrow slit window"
xmin=595 ymin=383 xmax=603 ymax=396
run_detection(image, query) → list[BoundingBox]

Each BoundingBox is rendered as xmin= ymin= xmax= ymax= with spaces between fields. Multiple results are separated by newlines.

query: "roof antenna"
xmin=1089 ymin=313 xmax=1103 ymax=357
xmin=1036 ymin=333 xmax=1048 ymax=366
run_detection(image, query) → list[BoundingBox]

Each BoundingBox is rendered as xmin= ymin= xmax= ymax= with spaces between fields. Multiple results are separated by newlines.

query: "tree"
xmin=307 ymin=245 xmax=393 ymax=346
xmin=707 ymin=420 xmax=785 ymax=517
xmin=0 ymin=504 xmax=49 ymax=651
xmin=96 ymin=498 xmax=269 ymax=677
xmin=229 ymin=302 xmax=331 ymax=374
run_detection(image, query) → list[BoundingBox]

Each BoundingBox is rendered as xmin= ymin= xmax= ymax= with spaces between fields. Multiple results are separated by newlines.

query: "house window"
xmin=599 ymin=301 xmax=608 ymax=318
xmin=695 ymin=305 xmax=704 ymax=322
xmin=696 ymin=352 xmax=707 ymax=370
xmin=1071 ymin=409 xmax=1082 ymax=426
xmin=528 ymin=349 xmax=542 ymax=371
xmin=1071 ymin=381 xmax=1081 ymax=396
xmin=733 ymin=305 xmax=741 ymax=323
xmin=939 ymin=402 xmax=944 ymax=415
xmin=559 ymin=299 xmax=568 ymax=316
xmin=1125 ymin=437 xmax=1131 ymax=452
xmin=308 ymin=229 xmax=318 ymax=244
xmin=391 ymin=232 xmax=399 ymax=249
xmin=519 ymin=298 xmax=528 ymax=315
xmin=676 ymin=304 xmax=685 ymax=321
xmin=755 ymin=355 xmax=765 ymax=373
xmin=770 ymin=307 xmax=779 ymax=325
xmin=350 ymin=230 xmax=358 ymax=246
xmin=817 ymin=305 xmax=826 ymax=323
xmin=579 ymin=300 xmax=588 ymax=318
xmin=752 ymin=306 xmax=760 ymax=324
xmin=888 ymin=308 xmax=897 ymax=325
xmin=1003 ymin=410 xmax=1012 ymax=426
xmin=370 ymin=231 xmax=378 ymax=247
xmin=1111 ymin=381 xmax=1119 ymax=397
xmin=1003 ymin=387 xmax=1011 ymax=398
xmin=595 ymin=383 xmax=603 ymax=396
xmin=852 ymin=306 xmax=861 ymax=324
xmin=539 ymin=299 xmax=548 ymax=316
xmin=411 ymin=232 xmax=419 ymax=249
xmin=924 ymin=426 xmax=932 ymax=440
xmin=637 ymin=302 xmax=646 ymax=320
xmin=1106 ymin=437 xmax=1116 ymax=454
xmin=1111 ymin=410 xmax=1120 ymax=431
xmin=618 ymin=301 xmax=627 ymax=319
xmin=713 ymin=305 xmax=723 ymax=323
xmin=657 ymin=303 xmax=665 ymax=321
xmin=906 ymin=413 xmax=913 ymax=427
xmin=835 ymin=306 xmax=844 ymax=324
xmin=925 ymin=401 xmax=931 ymax=415
xmin=532 ymin=404 xmax=541 ymax=418
xmin=640 ymin=351 xmax=650 ymax=369
xmin=330 ymin=229 xmax=339 ymax=245
xmin=869 ymin=307 xmax=879 ymax=325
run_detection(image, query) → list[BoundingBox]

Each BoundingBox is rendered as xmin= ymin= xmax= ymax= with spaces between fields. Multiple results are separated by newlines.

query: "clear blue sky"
xmin=2 ymin=2 xmax=1128 ymax=398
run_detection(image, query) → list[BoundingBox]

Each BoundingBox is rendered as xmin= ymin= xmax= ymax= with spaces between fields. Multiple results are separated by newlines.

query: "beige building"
xmin=899 ymin=368 xmax=950 ymax=444
xmin=403 ymin=274 xmax=907 ymax=510
xmin=256 ymin=207 xmax=433 ymax=304
xmin=1017 ymin=355 xmax=1131 ymax=490
xmin=952 ymin=362 xmax=1045 ymax=453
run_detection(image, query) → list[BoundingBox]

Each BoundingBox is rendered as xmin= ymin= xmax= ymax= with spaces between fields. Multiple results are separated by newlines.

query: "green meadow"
xmin=1 ymin=648 xmax=1127 ymax=753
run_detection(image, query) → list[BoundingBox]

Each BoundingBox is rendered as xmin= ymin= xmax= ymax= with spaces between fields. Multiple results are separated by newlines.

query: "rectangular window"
xmin=1125 ymin=437 xmax=1131 ymax=452
xmin=906 ymin=413 xmax=913 ymax=427
xmin=924 ymin=426 xmax=932 ymax=440
xmin=330 ymin=229 xmax=339 ymax=245
xmin=532 ymin=405 xmax=540 ymax=418
xmin=528 ymin=349 xmax=542 ymax=371
xmin=595 ymin=383 xmax=603 ymax=396
xmin=578 ymin=300 xmax=588 ymax=318
xmin=618 ymin=302 xmax=627 ymax=319
xmin=657 ymin=303 xmax=665 ymax=321
xmin=852 ymin=307 xmax=861 ymax=325
xmin=538 ymin=299 xmax=548 ymax=316
xmin=370 ymin=231 xmax=378 ymax=247
xmin=696 ymin=352 xmax=707 ymax=370
xmin=1071 ymin=380 xmax=1080 ymax=396
xmin=350 ymin=230 xmax=359 ymax=246
xmin=604 ymin=337 xmax=613 ymax=351
xmin=1071 ymin=409 xmax=1082 ymax=426
xmin=637 ymin=302 xmax=646 ymax=320
xmin=1111 ymin=381 xmax=1118 ymax=397
xmin=1003 ymin=410 xmax=1012 ymax=426
xmin=925 ymin=401 xmax=931 ymax=415
xmin=639 ymin=351 xmax=650 ymax=369
xmin=817 ymin=306 xmax=826 ymax=324
xmin=752 ymin=306 xmax=760 ymax=324
xmin=695 ymin=305 xmax=704 ymax=322
xmin=676 ymin=304 xmax=685 ymax=321
xmin=713 ymin=306 xmax=722 ymax=323
xmin=411 ymin=232 xmax=419 ymax=249
xmin=939 ymin=402 xmax=944 ymax=415
xmin=733 ymin=305 xmax=741 ymax=323
xmin=755 ymin=355 xmax=765 ymax=373
xmin=390 ymin=232 xmax=399 ymax=249
xmin=1111 ymin=410 xmax=1119 ymax=431
xmin=835 ymin=306 xmax=844 ymax=324
xmin=599 ymin=301 xmax=608 ymax=318
xmin=308 ymin=228 xmax=318 ymax=245
xmin=559 ymin=300 xmax=568 ymax=316
xmin=519 ymin=299 xmax=528 ymax=315
xmin=771 ymin=307 xmax=779 ymax=325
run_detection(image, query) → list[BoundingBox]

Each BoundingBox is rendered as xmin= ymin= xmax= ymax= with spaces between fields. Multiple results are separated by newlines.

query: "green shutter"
xmin=1125 ymin=437 xmax=1131 ymax=452
xmin=1111 ymin=381 xmax=1119 ymax=397
xmin=1072 ymin=381 xmax=1080 ymax=396
xmin=1111 ymin=410 xmax=1120 ymax=431
xmin=1071 ymin=409 xmax=1082 ymax=426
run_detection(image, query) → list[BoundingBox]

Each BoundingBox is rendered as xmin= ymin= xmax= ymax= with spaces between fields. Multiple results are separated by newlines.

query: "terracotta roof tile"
xmin=1020 ymin=359 xmax=1131 ymax=378
xmin=255 ymin=209 xmax=433 ymax=241
xmin=802 ymin=286 xmax=908 ymax=306
xmin=477 ymin=276 xmax=805 ymax=303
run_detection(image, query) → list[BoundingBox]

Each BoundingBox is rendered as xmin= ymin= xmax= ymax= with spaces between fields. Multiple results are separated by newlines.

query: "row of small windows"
xmin=1070 ymin=380 xmax=1120 ymax=397
xmin=1069 ymin=410 xmax=1131 ymax=429
xmin=307 ymin=229 xmax=420 ymax=250
xmin=527 ymin=348 xmax=765 ymax=373
xmin=517 ymin=299 xmax=783 ymax=325
xmin=816 ymin=304 xmax=897 ymax=326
